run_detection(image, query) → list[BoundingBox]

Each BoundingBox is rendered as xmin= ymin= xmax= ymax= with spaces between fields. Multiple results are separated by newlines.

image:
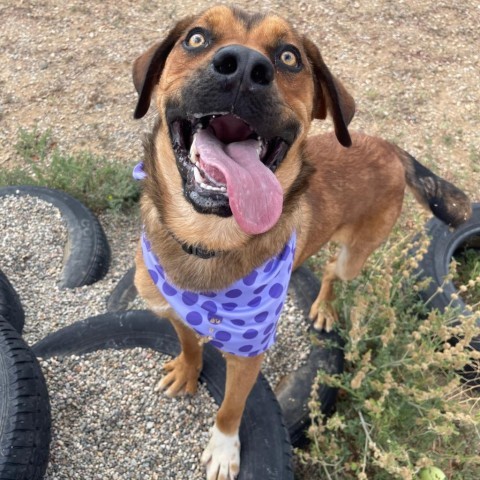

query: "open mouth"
xmin=169 ymin=113 xmax=290 ymax=235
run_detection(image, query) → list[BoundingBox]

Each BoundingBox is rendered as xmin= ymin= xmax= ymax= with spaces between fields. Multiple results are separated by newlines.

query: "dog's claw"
xmin=309 ymin=302 xmax=338 ymax=332
xmin=201 ymin=425 xmax=240 ymax=480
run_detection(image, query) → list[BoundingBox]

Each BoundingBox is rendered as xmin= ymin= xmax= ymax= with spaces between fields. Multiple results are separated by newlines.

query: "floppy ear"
xmin=133 ymin=17 xmax=194 ymax=119
xmin=303 ymin=37 xmax=355 ymax=147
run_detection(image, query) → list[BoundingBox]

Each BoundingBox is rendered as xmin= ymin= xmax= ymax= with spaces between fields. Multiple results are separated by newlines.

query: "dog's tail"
xmin=395 ymin=146 xmax=472 ymax=228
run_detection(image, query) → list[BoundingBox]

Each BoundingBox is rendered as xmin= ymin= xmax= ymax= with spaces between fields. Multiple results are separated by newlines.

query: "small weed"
xmin=1 ymin=127 xmax=140 ymax=212
xmin=469 ymin=147 xmax=480 ymax=172
xmin=69 ymin=5 xmax=91 ymax=14
xmin=15 ymin=126 xmax=54 ymax=162
xmin=299 ymin=233 xmax=480 ymax=479
xmin=365 ymin=88 xmax=380 ymax=101
xmin=442 ymin=134 xmax=455 ymax=147
xmin=451 ymin=247 xmax=480 ymax=307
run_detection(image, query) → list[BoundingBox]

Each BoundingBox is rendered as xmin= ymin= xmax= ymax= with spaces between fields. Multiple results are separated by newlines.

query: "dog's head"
xmin=133 ymin=6 xmax=354 ymax=238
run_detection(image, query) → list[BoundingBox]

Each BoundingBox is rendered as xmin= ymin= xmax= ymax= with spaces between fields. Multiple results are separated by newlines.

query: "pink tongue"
xmin=194 ymin=128 xmax=283 ymax=235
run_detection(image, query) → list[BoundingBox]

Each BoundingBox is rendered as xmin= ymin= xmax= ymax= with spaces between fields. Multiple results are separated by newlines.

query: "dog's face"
xmin=133 ymin=5 xmax=354 ymax=238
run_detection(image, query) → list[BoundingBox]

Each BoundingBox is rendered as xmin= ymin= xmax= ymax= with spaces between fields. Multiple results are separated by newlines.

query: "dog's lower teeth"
xmin=200 ymin=182 xmax=225 ymax=192
xmin=193 ymin=162 xmax=227 ymax=192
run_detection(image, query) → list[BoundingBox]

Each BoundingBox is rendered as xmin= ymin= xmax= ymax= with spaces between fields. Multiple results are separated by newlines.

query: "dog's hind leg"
xmin=202 ymin=353 xmax=264 ymax=480
xmin=310 ymin=205 xmax=402 ymax=331
xmin=310 ymin=241 xmax=380 ymax=331
xmin=309 ymin=256 xmax=339 ymax=331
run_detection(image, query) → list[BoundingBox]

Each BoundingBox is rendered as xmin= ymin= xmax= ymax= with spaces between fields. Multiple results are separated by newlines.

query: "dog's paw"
xmin=309 ymin=302 xmax=338 ymax=332
xmin=156 ymin=353 xmax=201 ymax=397
xmin=201 ymin=424 xmax=240 ymax=480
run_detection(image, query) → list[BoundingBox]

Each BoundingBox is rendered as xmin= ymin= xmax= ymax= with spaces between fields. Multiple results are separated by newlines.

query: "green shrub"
xmin=0 ymin=127 xmax=140 ymax=212
xmin=451 ymin=249 xmax=480 ymax=306
xmin=299 ymin=233 xmax=480 ymax=480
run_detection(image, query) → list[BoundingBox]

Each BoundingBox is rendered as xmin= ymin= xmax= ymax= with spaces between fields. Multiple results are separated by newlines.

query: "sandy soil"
xmin=1 ymin=0 xmax=479 ymax=204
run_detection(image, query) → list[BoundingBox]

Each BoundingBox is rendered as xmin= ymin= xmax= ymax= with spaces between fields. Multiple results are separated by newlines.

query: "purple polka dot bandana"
xmin=141 ymin=231 xmax=296 ymax=357
xmin=133 ymin=162 xmax=146 ymax=181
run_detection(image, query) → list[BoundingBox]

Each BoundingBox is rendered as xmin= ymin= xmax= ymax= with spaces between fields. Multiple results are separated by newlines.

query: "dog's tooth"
xmin=256 ymin=139 xmax=263 ymax=156
xmin=194 ymin=165 xmax=204 ymax=183
xmin=189 ymin=136 xmax=199 ymax=162
xmin=257 ymin=138 xmax=268 ymax=157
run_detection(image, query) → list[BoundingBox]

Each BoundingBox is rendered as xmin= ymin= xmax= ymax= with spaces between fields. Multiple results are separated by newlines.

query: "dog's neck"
xmin=170 ymin=229 xmax=219 ymax=259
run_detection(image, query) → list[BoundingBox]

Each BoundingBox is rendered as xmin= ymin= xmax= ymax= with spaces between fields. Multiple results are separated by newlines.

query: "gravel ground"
xmin=0 ymin=195 xmax=141 ymax=345
xmin=0 ymin=194 xmax=311 ymax=477
xmin=41 ymin=349 xmax=217 ymax=480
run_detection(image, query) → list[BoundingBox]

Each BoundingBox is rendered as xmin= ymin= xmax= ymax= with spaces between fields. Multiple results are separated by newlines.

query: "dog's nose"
xmin=212 ymin=45 xmax=274 ymax=89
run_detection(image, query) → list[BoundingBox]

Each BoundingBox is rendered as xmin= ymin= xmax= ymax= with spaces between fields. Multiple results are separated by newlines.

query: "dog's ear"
xmin=133 ymin=17 xmax=194 ymax=119
xmin=303 ymin=37 xmax=355 ymax=147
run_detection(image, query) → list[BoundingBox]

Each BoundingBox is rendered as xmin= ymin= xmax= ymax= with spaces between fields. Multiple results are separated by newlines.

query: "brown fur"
xmin=131 ymin=6 xmax=471 ymax=478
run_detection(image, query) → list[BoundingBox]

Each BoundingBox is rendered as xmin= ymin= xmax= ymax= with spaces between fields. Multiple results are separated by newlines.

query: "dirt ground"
xmin=1 ymin=0 xmax=479 ymax=204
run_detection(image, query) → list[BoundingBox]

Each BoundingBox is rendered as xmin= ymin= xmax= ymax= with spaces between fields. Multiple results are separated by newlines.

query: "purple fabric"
xmin=134 ymin=161 xmax=296 ymax=356
xmin=133 ymin=162 xmax=147 ymax=181
xmin=141 ymin=232 xmax=296 ymax=356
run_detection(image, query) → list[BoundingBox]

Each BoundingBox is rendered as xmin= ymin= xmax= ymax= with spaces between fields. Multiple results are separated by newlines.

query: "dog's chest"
xmin=141 ymin=232 xmax=296 ymax=356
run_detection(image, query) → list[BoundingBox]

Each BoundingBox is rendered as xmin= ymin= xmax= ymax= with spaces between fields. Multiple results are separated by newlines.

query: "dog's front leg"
xmin=202 ymin=353 xmax=264 ymax=480
xmin=156 ymin=312 xmax=203 ymax=396
xmin=135 ymin=244 xmax=203 ymax=396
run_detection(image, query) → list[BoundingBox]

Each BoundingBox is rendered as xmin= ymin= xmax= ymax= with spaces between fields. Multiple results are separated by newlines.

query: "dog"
xmin=131 ymin=6 xmax=471 ymax=479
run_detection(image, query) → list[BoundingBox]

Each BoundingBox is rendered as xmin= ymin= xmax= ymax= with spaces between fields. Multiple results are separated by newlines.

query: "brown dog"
xmin=131 ymin=6 xmax=471 ymax=479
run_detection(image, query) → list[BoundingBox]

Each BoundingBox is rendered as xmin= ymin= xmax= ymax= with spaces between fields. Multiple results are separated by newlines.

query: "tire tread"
xmin=0 ymin=317 xmax=51 ymax=480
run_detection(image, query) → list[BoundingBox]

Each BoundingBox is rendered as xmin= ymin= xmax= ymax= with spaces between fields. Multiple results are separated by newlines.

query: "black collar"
xmin=168 ymin=229 xmax=219 ymax=259
xmin=180 ymin=242 xmax=218 ymax=259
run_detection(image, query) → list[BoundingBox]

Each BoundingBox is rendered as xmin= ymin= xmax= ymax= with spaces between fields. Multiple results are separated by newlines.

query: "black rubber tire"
xmin=106 ymin=264 xmax=345 ymax=447
xmin=278 ymin=266 xmax=344 ymax=447
xmin=0 ymin=269 xmax=24 ymax=334
xmin=32 ymin=310 xmax=293 ymax=480
xmin=0 ymin=186 xmax=111 ymax=289
xmin=106 ymin=266 xmax=137 ymax=311
xmin=0 ymin=315 xmax=51 ymax=480
xmin=415 ymin=203 xmax=480 ymax=352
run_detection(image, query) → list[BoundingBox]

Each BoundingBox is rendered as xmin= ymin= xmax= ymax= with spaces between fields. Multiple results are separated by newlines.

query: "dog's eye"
xmin=280 ymin=50 xmax=297 ymax=67
xmin=275 ymin=46 xmax=302 ymax=72
xmin=184 ymin=29 xmax=210 ymax=50
xmin=188 ymin=33 xmax=206 ymax=48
